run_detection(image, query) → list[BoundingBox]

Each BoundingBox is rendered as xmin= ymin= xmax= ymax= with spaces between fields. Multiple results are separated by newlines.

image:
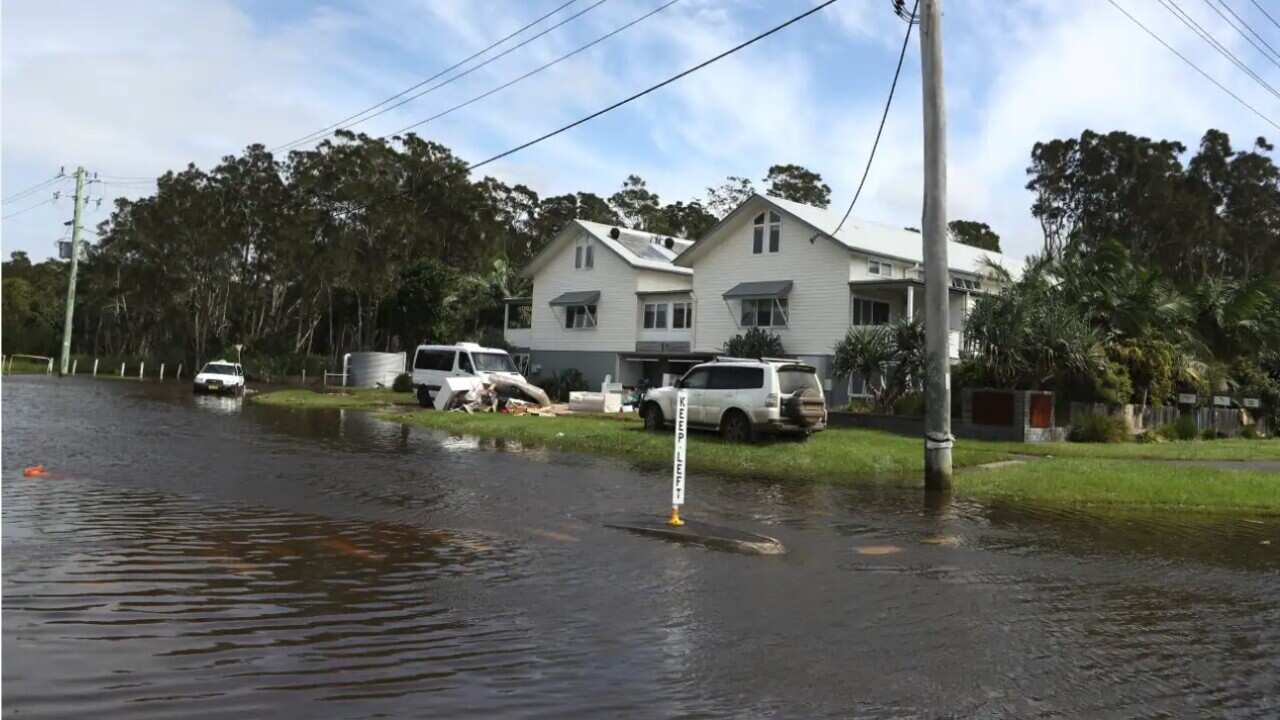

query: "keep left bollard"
xmin=72 ymin=359 xmax=78 ymax=375
xmin=160 ymin=363 xmax=165 ymax=382
xmin=139 ymin=362 xmax=144 ymax=380
xmin=93 ymin=358 xmax=99 ymax=377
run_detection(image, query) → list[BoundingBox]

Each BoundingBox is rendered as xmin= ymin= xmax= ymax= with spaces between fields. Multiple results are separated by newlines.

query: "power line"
xmin=831 ymin=0 xmax=917 ymax=237
xmin=3 ymin=174 xmax=66 ymax=204
xmin=2 ymin=195 xmax=59 ymax=221
xmin=1157 ymin=0 xmax=1280 ymax=102
xmin=1216 ymin=0 xmax=1280 ymax=61
xmin=387 ymin=0 xmax=682 ymax=139
xmin=274 ymin=0 xmax=608 ymax=153
xmin=331 ymin=0 xmax=846 ymax=219
xmin=1201 ymin=0 xmax=1280 ymax=68
xmin=1249 ymin=0 xmax=1280 ymax=32
xmin=1106 ymin=0 xmax=1280 ymax=131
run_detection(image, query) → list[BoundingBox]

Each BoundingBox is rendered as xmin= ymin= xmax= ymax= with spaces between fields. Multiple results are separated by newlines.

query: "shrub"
xmin=893 ymin=392 xmax=925 ymax=417
xmin=1201 ymin=427 xmax=1218 ymax=441
xmin=1157 ymin=414 xmax=1199 ymax=441
xmin=392 ymin=373 xmax=414 ymax=393
xmin=844 ymin=398 xmax=874 ymax=414
xmin=1069 ymin=413 xmax=1129 ymax=443
xmin=723 ymin=327 xmax=785 ymax=358
xmin=1134 ymin=430 xmax=1164 ymax=444
xmin=1241 ymin=424 xmax=1260 ymax=440
xmin=532 ymin=368 xmax=588 ymax=402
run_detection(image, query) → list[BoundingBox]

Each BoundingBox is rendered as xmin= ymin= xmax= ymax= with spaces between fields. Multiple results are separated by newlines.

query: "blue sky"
xmin=4 ymin=0 xmax=1279 ymax=261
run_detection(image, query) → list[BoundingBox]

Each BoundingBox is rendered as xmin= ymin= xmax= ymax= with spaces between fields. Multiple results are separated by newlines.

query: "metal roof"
xmin=548 ymin=290 xmax=600 ymax=306
xmin=722 ymin=280 xmax=794 ymax=298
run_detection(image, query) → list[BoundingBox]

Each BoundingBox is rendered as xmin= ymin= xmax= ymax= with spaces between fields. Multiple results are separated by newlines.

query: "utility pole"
xmin=919 ymin=0 xmax=952 ymax=489
xmin=59 ymin=166 xmax=88 ymax=377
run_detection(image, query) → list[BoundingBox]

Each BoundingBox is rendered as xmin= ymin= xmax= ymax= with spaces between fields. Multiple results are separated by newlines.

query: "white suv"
xmin=192 ymin=360 xmax=245 ymax=395
xmin=639 ymin=358 xmax=827 ymax=442
xmin=410 ymin=342 xmax=526 ymax=407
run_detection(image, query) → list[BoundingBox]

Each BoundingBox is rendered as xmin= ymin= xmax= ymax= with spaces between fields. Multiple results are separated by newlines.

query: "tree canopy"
xmin=947 ymin=220 xmax=1001 ymax=252
xmin=763 ymin=164 xmax=831 ymax=208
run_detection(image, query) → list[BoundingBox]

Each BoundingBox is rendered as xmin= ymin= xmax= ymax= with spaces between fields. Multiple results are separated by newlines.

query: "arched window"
xmin=752 ymin=211 xmax=781 ymax=254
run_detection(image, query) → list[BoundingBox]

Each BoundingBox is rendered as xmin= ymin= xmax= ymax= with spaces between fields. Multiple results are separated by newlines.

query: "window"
xmin=507 ymin=304 xmax=532 ymax=329
xmin=679 ymin=367 xmax=711 ymax=389
xmin=414 ymin=350 xmax=454 ymax=371
xmin=739 ymin=298 xmax=788 ymax=328
xmin=672 ymin=302 xmax=692 ymax=329
xmin=868 ymin=259 xmax=893 ymax=277
xmin=852 ymin=297 xmax=890 ymax=326
xmin=575 ymin=239 xmax=594 ymax=270
xmin=458 ymin=352 xmax=474 ymax=373
xmin=575 ymin=246 xmax=582 ymax=269
xmin=565 ymin=304 xmax=597 ymax=329
xmin=952 ymin=276 xmax=981 ymax=291
xmin=778 ymin=368 xmax=821 ymax=394
xmin=585 ymin=244 xmax=594 ymax=268
xmin=752 ymin=211 xmax=782 ymax=254
xmin=709 ymin=366 xmax=764 ymax=390
xmin=473 ymin=352 xmax=517 ymax=373
xmin=642 ymin=302 xmax=668 ymax=330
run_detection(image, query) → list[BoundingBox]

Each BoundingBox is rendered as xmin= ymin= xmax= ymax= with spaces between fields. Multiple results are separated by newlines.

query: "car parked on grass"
xmin=410 ymin=342 xmax=527 ymax=407
xmin=192 ymin=360 xmax=245 ymax=396
xmin=639 ymin=357 xmax=827 ymax=442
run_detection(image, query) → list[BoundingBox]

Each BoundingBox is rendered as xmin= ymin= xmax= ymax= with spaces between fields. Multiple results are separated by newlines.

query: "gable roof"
xmin=522 ymin=220 xmax=694 ymax=278
xmin=676 ymin=194 xmax=1024 ymax=278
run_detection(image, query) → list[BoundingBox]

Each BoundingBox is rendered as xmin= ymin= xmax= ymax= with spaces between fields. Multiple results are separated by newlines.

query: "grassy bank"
xmin=253 ymin=388 xmax=1280 ymax=513
xmin=251 ymin=388 xmax=418 ymax=410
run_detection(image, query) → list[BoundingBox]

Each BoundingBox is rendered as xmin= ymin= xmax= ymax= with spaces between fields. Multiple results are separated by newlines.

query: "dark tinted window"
xmin=709 ymin=366 xmax=764 ymax=390
xmin=778 ymin=368 xmax=820 ymax=394
xmin=458 ymin=353 xmax=474 ymax=373
xmin=680 ymin=368 xmax=710 ymax=389
xmin=415 ymin=350 xmax=454 ymax=371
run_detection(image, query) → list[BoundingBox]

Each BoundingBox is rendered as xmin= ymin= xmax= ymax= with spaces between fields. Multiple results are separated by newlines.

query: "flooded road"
xmin=4 ymin=376 xmax=1280 ymax=718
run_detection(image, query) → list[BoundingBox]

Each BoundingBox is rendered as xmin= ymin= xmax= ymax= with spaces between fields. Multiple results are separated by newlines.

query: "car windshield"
xmin=202 ymin=363 xmax=236 ymax=375
xmin=472 ymin=352 xmax=516 ymax=373
xmin=778 ymin=368 xmax=820 ymax=394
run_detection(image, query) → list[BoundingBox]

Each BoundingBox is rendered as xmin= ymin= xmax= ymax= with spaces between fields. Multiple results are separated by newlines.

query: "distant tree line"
xmin=1 ymin=130 xmax=838 ymax=372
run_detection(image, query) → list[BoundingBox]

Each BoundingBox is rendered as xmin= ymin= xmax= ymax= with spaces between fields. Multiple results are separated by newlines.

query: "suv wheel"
xmin=642 ymin=403 xmax=665 ymax=431
xmin=416 ymin=386 xmax=433 ymax=408
xmin=720 ymin=410 xmax=755 ymax=443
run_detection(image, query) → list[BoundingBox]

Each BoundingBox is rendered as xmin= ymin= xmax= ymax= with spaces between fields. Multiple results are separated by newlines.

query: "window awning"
xmin=722 ymin=280 xmax=793 ymax=299
xmin=548 ymin=290 xmax=600 ymax=306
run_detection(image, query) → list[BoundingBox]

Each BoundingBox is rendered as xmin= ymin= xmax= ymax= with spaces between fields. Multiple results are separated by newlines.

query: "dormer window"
xmin=752 ymin=211 xmax=781 ymax=254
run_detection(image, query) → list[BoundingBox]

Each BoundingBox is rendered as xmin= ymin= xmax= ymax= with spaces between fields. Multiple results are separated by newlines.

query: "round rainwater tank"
xmin=347 ymin=352 xmax=405 ymax=388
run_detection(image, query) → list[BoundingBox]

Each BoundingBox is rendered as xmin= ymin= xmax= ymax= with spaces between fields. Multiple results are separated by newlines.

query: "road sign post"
xmin=668 ymin=390 xmax=688 ymax=527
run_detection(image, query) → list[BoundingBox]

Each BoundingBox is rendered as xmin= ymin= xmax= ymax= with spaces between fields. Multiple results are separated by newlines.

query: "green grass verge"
xmin=251 ymin=388 xmax=417 ymax=410
xmin=972 ymin=437 xmax=1280 ymax=461
xmin=251 ymin=389 xmax=1280 ymax=514
xmin=959 ymin=458 xmax=1280 ymax=513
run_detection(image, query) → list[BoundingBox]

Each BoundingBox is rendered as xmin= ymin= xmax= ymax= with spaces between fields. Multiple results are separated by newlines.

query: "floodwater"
xmin=4 ymin=376 xmax=1280 ymax=718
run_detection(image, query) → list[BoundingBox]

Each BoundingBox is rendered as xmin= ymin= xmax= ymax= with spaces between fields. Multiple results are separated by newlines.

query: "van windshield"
xmin=202 ymin=363 xmax=236 ymax=376
xmin=778 ymin=368 xmax=820 ymax=394
xmin=472 ymin=352 xmax=516 ymax=373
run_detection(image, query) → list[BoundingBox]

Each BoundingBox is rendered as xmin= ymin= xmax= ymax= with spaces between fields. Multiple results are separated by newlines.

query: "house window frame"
xmin=738 ymin=297 xmax=789 ymax=328
xmin=851 ymin=296 xmax=891 ymax=326
xmin=574 ymin=237 xmax=594 ymax=270
xmin=642 ymin=302 xmax=668 ymax=330
xmin=671 ymin=301 xmax=692 ymax=330
xmin=752 ymin=211 xmax=782 ymax=255
xmin=868 ymin=258 xmax=894 ymax=277
xmin=564 ymin=304 xmax=598 ymax=330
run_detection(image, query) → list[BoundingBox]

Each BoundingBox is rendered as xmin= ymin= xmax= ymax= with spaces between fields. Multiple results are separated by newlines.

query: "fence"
xmin=1070 ymin=402 xmax=1268 ymax=437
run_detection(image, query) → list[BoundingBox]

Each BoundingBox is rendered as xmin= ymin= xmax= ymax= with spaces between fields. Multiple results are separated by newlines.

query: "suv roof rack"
xmin=759 ymin=356 xmax=797 ymax=364
xmin=713 ymin=355 xmax=756 ymax=362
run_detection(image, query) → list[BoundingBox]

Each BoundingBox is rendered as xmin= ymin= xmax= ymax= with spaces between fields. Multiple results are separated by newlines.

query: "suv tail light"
xmin=765 ymin=393 xmax=779 ymax=407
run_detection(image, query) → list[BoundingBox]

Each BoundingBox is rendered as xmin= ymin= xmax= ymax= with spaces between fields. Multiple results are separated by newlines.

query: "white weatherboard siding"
xmin=635 ymin=269 xmax=693 ymax=294
xmin=690 ymin=201 xmax=852 ymax=356
xmin=530 ymin=226 xmax=639 ymax=353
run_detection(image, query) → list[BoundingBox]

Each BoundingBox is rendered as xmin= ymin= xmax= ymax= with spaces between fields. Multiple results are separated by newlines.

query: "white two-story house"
xmin=673 ymin=194 xmax=1023 ymax=406
xmin=504 ymin=220 xmax=706 ymax=388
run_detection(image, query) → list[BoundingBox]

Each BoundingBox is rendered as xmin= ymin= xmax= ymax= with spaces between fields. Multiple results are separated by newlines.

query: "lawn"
xmin=251 ymin=387 xmax=419 ymax=410
xmin=2 ymin=358 xmax=53 ymax=375
xmin=253 ymin=388 xmax=1280 ymax=514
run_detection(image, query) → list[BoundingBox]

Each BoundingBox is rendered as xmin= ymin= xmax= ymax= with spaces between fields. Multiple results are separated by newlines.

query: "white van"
xmin=411 ymin=342 xmax=526 ymax=407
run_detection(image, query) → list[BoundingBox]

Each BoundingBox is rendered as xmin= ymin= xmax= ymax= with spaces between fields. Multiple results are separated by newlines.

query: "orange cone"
xmin=22 ymin=465 xmax=47 ymax=477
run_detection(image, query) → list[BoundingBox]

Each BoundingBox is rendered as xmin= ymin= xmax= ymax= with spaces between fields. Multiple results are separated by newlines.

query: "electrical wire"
xmin=1249 ymin=0 xmax=1280 ymax=32
xmin=1157 ymin=0 xmax=1280 ymax=102
xmin=1212 ymin=0 xmax=1280 ymax=63
xmin=328 ymin=0 xmax=845 ymax=219
xmin=830 ymin=0 xmax=917 ymax=237
xmin=1106 ymin=0 xmax=1280 ymax=131
xmin=1199 ymin=0 xmax=1280 ymax=68
xmin=386 ymin=0 xmax=682 ymax=139
xmin=3 ymin=175 xmax=66 ymax=204
xmin=2 ymin=195 xmax=59 ymax=221
xmin=274 ymin=0 xmax=608 ymax=152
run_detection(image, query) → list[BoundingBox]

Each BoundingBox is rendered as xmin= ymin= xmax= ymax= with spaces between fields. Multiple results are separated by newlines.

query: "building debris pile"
xmin=434 ymin=375 xmax=556 ymax=414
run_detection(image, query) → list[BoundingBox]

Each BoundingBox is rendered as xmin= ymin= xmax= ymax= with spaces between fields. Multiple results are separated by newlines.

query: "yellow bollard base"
xmin=667 ymin=506 xmax=685 ymax=527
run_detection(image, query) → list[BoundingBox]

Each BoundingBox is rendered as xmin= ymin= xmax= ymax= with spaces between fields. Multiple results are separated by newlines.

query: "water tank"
xmin=347 ymin=352 xmax=405 ymax=388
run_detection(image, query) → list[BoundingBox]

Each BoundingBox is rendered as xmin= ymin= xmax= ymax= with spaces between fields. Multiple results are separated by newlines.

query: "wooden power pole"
xmin=59 ymin=166 xmax=87 ymax=377
xmin=919 ymin=0 xmax=953 ymax=489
